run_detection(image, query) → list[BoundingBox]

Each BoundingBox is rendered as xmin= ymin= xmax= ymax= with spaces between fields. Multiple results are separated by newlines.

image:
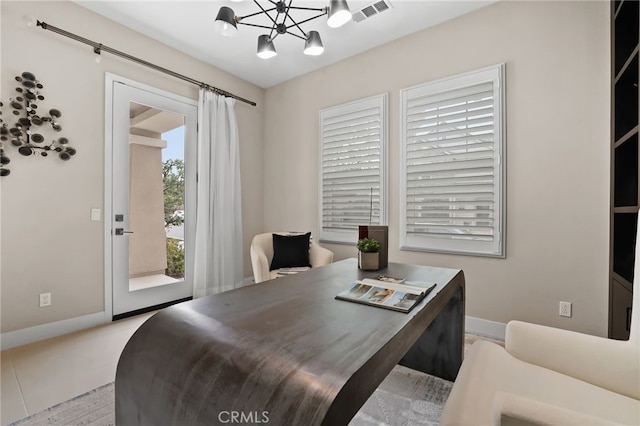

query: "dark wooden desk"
xmin=115 ymin=259 xmax=465 ymax=425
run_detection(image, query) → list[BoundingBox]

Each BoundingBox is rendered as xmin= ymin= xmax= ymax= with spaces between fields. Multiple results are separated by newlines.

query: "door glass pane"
xmin=128 ymin=102 xmax=186 ymax=292
xmin=162 ymin=126 xmax=186 ymax=280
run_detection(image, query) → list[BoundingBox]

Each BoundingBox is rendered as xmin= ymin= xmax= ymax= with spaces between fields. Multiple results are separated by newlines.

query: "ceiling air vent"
xmin=352 ymin=0 xmax=392 ymax=23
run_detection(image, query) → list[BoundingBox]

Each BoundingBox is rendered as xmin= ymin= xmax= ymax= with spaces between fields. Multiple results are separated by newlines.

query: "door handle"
xmin=115 ymin=228 xmax=134 ymax=236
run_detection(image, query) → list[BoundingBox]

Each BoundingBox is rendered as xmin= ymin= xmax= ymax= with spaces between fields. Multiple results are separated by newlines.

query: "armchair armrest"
xmin=250 ymin=245 xmax=270 ymax=283
xmin=506 ymin=321 xmax=640 ymax=399
xmin=310 ymin=243 xmax=333 ymax=267
xmin=496 ymin=392 xmax=620 ymax=426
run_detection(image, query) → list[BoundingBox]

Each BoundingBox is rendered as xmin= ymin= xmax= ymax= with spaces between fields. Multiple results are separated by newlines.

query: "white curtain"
xmin=193 ymin=89 xmax=243 ymax=298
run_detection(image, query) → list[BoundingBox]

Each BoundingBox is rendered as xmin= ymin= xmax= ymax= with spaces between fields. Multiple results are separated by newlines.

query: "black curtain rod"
xmin=37 ymin=20 xmax=257 ymax=107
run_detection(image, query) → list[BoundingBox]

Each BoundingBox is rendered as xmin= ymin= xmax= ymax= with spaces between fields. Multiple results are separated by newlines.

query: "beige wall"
xmin=129 ymin=142 xmax=167 ymax=277
xmin=263 ymin=1 xmax=611 ymax=335
xmin=0 ymin=0 xmax=611 ymax=338
xmin=1 ymin=1 xmax=265 ymax=333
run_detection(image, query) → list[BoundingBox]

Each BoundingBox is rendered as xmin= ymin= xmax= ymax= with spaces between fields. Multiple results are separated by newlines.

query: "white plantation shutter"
xmin=400 ymin=65 xmax=505 ymax=257
xmin=320 ymin=94 xmax=387 ymax=244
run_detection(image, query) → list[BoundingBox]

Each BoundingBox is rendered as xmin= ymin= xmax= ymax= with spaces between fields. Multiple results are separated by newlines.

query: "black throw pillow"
xmin=270 ymin=232 xmax=312 ymax=271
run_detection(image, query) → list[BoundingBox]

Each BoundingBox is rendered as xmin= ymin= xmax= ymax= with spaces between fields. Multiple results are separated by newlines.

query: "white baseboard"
xmin=465 ymin=316 xmax=506 ymax=341
xmin=1 ymin=312 xmax=108 ymax=351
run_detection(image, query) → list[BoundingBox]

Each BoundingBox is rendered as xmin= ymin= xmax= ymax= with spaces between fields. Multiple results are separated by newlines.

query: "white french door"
xmin=107 ymin=76 xmax=197 ymax=318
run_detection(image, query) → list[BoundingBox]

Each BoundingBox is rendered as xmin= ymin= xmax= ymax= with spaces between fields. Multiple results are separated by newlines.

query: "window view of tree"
xmin=166 ymin=238 xmax=184 ymax=278
xmin=163 ymin=159 xmax=184 ymax=227
xmin=163 ymin=158 xmax=185 ymax=278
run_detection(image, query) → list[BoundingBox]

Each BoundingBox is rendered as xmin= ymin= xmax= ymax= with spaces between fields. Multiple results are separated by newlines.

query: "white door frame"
xmin=104 ymin=73 xmax=198 ymax=320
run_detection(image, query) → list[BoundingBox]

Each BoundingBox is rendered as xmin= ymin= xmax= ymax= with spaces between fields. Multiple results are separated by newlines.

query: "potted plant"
xmin=357 ymin=237 xmax=381 ymax=271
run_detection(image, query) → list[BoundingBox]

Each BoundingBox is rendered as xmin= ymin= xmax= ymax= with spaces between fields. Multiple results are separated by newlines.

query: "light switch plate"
xmin=91 ymin=208 xmax=101 ymax=221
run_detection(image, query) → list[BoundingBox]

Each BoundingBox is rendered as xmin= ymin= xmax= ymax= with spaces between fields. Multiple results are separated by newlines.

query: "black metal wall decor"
xmin=0 ymin=71 xmax=76 ymax=177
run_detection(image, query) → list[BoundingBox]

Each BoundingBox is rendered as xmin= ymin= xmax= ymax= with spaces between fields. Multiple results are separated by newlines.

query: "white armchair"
xmin=250 ymin=232 xmax=334 ymax=284
xmin=441 ymin=234 xmax=640 ymax=425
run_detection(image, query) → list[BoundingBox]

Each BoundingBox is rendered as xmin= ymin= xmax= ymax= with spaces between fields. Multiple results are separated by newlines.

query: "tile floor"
xmin=0 ymin=312 xmax=154 ymax=425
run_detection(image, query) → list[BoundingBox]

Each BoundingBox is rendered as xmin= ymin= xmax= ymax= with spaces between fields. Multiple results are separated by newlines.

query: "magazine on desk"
xmin=335 ymin=278 xmax=437 ymax=313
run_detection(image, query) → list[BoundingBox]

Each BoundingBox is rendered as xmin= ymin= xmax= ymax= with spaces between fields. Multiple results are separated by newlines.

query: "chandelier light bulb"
xmin=257 ymin=35 xmax=277 ymax=59
xmin=214 ymin=6 xmax=238 ymax=37
xmin=327 ymin=0 xmax=352 ymax=28
xmin=304 ymin=31 xmax=324 ymax=56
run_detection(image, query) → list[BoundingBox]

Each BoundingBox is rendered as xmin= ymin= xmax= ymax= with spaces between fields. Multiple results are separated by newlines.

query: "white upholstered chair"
xmin=250 ymin=232 xmax=334 ymax=284
xmin=441 ymin=233 xmax=640 ymax=425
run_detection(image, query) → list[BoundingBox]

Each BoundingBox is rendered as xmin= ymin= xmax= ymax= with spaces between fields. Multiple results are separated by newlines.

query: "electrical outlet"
xmin=39 ymin=292 xmax=51 ymax=307
xmin=559 ymin=301 xmax=572 ymax=318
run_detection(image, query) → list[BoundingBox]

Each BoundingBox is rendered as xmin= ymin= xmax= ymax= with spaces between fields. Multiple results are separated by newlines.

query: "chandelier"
xmin=214 ymin=0 xmax=352 ymax=59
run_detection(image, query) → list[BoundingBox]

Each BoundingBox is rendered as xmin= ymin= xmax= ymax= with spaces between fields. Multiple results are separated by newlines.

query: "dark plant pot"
xmin=358 ymin=251 xmax=379 ymax=271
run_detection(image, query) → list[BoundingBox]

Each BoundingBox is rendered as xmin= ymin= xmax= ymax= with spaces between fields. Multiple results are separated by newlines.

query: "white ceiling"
xmin=74 ymin=0 xmax=495 ymax=88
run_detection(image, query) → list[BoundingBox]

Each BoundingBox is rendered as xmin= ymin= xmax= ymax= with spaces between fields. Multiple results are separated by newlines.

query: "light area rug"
xmin=10 ymin=383 xmax=115 ymax=426
xmin=10 ymin=365 xmax=452 ymax=426
xmin=351 ymin=365 xmax=452 ymax=426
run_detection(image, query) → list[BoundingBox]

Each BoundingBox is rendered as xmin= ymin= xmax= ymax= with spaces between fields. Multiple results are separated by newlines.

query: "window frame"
xmin=318 ymin=93 xmax=388 ymax=245
xmin=399 ymin=64 xmax=506 ymax=257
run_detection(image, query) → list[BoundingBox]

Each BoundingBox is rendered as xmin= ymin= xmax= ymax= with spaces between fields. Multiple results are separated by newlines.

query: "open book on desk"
xmin=335 ymin=278 xmax=437 ymax=313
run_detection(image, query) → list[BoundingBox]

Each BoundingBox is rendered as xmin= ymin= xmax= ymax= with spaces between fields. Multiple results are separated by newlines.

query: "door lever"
xmin=115 ymin=228 xmax=134 ymax=236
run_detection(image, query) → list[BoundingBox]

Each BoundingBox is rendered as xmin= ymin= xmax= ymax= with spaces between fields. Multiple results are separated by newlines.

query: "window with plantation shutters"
xmin=400 ymin=65 xmax=505 ymax=257
xmin=319 ymin=94 xmax=388 ymax=244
